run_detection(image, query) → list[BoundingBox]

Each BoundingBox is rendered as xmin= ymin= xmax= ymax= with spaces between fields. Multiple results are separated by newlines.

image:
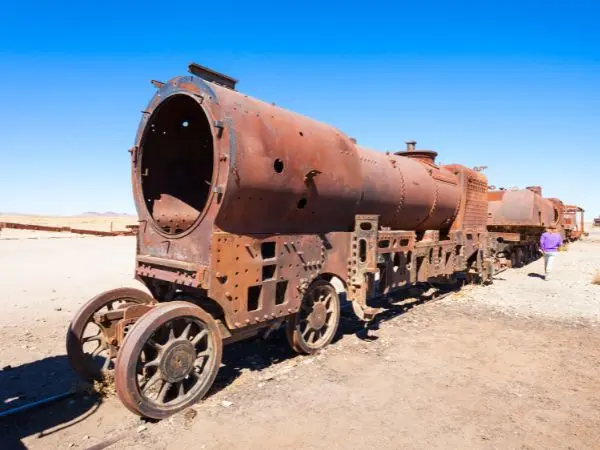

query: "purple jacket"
xmin=540 ymin=231 xmax=562 ymax=252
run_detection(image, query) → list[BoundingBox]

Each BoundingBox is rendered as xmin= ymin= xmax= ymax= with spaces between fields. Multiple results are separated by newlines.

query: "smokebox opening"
xmin=140 ymin=94 xmax=214 ymax=234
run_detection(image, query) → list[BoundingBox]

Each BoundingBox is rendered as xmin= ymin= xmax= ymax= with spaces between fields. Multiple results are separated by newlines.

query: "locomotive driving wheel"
xmin=66 ymin=287 xmax=154 ymax=382
xmin=286 ymin=279 xmax=341 ymax=354
xmin=114 ymin=301 xmax=222 ymax=419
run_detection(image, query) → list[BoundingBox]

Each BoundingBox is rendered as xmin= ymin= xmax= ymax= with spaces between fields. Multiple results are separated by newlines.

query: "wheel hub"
xmin=308 ymin=302 xmax=327 ymax=330
xmin=160 ymin=340 xmax=196 ymax=383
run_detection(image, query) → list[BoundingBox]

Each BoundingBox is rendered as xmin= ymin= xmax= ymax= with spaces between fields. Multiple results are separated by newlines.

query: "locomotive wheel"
xmin=286 ymin=279 xmax=341 ymax=355
xmin=114 ymin=301 xmax=222 ymax=419
xmin=66 ymin=287 xmax=154 ymax=382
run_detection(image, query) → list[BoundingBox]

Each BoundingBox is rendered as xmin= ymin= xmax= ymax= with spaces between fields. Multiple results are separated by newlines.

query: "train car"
xmin=562 ymin=205 xmax=585 ymax=241
xmin=546 ymin=197 xmax=567 ymax=240
xmin=486 ymin=186 xmax=557 ymax=269
xmin=65 ymin=63 xmax=495 ymax=419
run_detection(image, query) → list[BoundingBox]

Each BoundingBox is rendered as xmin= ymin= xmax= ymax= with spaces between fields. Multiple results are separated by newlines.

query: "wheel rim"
xmin=295 ymin=283 xmax=339 ymax=350
xmin=134 ymin=316 xmax=215 ymax=408
xmin=67 ymin=287 xmax=153 ymax=381
xmin=115 ymin=301 xmax=223 ymax=419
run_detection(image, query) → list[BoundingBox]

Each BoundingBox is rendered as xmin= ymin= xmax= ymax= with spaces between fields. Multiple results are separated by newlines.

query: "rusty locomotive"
xmin=66 ymin=63 xmax=584 ymax=419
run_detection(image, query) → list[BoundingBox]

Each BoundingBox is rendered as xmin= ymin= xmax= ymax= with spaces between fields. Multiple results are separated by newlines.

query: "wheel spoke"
xmin=312 ymin=329 xmax=321 ymax=343
xmin=91 ymin=342 xmax=107 ymax=358
xmin=141 ymin=372 xmax=161 ymax=393
xmin=177 ymin=382 xmax=185 ymax=398
xmin=148 ymin=338 xmax=162 ymax=350
xmin=82 ymin=331 xmax=102 ymax=344
xmin=191 ymin=329 xmax=208 ymax=345
xmin=303 ymin=327 xmax=313 ymax=341
xmin=181 ymin=322 xmax=192 ymax=340
xmin=157 ymin=381 xmax=172 ymax=403
xmin=168 ymin=327 xmax=175 ymax=341
xmin=145 ymin=357 xmax=160 ymax=368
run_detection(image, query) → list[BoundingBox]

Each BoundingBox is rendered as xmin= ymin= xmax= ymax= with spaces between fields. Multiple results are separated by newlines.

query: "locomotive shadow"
xmin=0 ymin=355 xmax=102 ymax=450
xmin=208 ymin=283 xmax=461 ymax=397
xmin=337 ymin=282 xmax=464 ymax=341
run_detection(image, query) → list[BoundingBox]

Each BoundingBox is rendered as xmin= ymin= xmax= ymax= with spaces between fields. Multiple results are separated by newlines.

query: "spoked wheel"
xmin=114 ymin=301 xmax=223 ymax=419
xmin=286 ymin=279 xmax=341 ymax=354
xmin=66 ymin=287 xmax=154 ymax=382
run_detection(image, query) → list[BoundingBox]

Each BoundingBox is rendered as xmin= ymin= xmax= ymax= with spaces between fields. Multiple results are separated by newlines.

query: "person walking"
xmin=540 ymin=224 xmax=562 ymax=280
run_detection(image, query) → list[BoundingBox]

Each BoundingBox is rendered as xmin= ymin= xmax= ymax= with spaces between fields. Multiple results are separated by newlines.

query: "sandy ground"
xmin=1 ymin=226 xmax=599 ymax=449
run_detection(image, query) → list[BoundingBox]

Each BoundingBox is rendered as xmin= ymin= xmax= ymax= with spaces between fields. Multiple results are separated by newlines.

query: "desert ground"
xmin=1 ymin=219 xmax=599 ymax=449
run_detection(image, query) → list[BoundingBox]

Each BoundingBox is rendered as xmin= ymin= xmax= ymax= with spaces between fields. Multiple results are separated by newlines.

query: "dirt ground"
xmin=1 ymin=225 xmax=599 ymax=449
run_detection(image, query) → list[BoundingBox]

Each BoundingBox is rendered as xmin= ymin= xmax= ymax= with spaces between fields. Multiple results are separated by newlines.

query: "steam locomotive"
xmin=65 ymin=63 xmax=585 ymax=419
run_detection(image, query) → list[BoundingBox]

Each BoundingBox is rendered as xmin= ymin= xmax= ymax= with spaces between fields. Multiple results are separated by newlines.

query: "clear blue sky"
xmin=1 ymin=1 xmax=599 ymax=217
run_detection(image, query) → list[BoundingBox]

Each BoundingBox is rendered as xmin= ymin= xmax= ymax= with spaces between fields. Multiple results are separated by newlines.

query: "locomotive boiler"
xmin=66 ymin=63 xmax=494 ymax=419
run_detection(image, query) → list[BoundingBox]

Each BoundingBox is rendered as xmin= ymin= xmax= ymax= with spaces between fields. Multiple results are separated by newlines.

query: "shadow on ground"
xmin=0 ymin=355 xmax=102 ymax=449
xmin=0 ymin=282 xmax=461 ymax=446
xmin=209 ymin=282 xmax=461 ymax=395
xmin=528 ymin=272 xmax=545 ymax=279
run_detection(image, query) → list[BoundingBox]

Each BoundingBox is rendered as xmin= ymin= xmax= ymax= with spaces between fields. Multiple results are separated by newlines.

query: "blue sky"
xmin=1 ymin=1 xmax=598 ymax=217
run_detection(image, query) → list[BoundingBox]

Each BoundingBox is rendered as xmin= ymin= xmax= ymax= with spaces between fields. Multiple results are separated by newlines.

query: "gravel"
xmin=447 ymin=227 xmax=600 ymax=323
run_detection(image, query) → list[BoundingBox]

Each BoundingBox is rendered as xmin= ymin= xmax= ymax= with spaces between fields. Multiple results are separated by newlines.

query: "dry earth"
xmin=1 ymin=223 xmax=599 ymax=449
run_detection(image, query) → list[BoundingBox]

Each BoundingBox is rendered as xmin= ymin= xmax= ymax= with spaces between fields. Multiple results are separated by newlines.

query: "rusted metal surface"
xmin=63 ymin=62 xmax=585 ymax=419
xmin=0 ymin=222 xmax=138 ymax=237
xmin=487 ymin=188 xmax=555 ymax=228
xmin=562 ymin=205 xmax=585 ymax=241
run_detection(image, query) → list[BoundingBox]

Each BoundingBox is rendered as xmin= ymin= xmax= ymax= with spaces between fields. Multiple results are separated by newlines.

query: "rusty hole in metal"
xmin=445 ymin=252 xmax=451 ymax=265
xmin=429 ymin=249 xmax=434 ymax=264
xmin=262 ymin=264 xmax=276 ymax=280
xmin=218 ymin=275 xmax=228 ymax=284
xmin=247 ymin=286 xmax=261 ymax=311
xmin=360 ymin=222 xmax=372 ymax=231
xmin=358 ymin=239 xmax=367 ymax=263
xmin=275 ymin=281 xmax=288 ymax=305
xmin=261 ymin=242 xmax=276 ymax=259
xmin=299 ymin=131 xmax=304 ymax=137
xmin=466 ymin=233 xmax=473 ymax=240
xmin=297 ymin=198 xmax=307 ymax=209
xmin=140 ymin=94 xmax=213 ymax=234
xmin=456 ymin=245 xmax=463 ymax=256
xmin=438 ymin=247 xmax=443 ymax=260
xmin=378 ymin=240 xmax=390 ymax=248
xmin=400 ymin=238 xmax=410 ymax=247
xmin=273 ymin=159 xmax=284 ymax=173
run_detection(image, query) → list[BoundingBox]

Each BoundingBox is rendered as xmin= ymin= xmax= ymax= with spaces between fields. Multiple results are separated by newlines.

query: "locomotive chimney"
xmin=526 ymin=186 xmax=542 ymax=196
xmin=395 ymin=140 xmax=437 ymax=165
